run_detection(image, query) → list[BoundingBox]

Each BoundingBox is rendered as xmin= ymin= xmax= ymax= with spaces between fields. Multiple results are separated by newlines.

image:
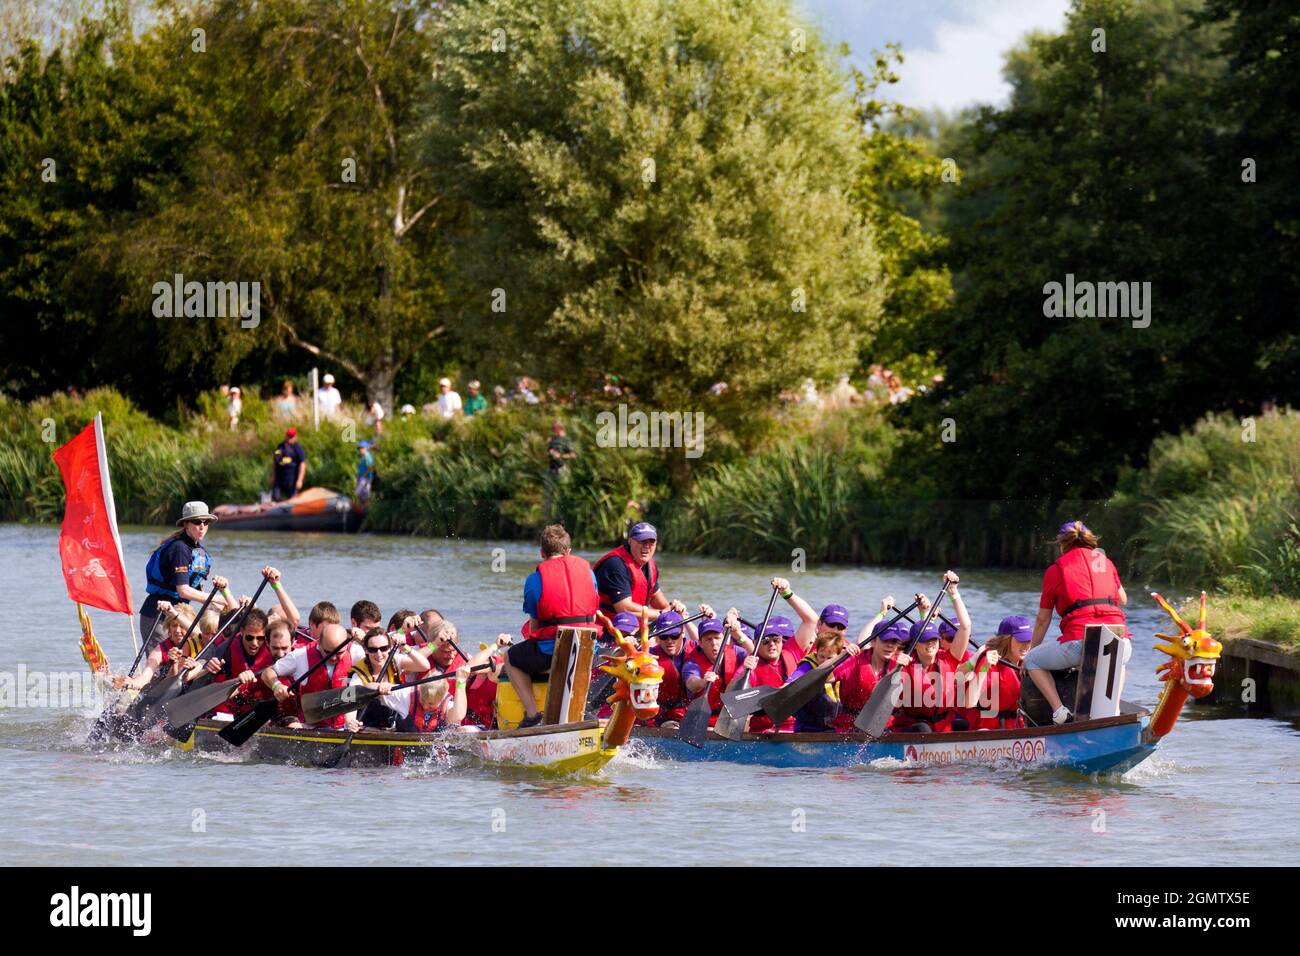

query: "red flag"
xmin=51 ymin=414 xmax=134 ymax=614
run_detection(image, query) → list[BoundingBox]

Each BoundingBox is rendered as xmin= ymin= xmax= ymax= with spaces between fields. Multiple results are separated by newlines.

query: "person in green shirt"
xmin=464 ymin=380 xmax=488 ymax=417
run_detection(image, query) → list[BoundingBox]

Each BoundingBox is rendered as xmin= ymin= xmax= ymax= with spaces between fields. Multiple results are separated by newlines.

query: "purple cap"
xmin=761 ymin=615 xmax=796 ymax=639
xmin=739 ymin=623 xmax=755 ymax=641
xmin=937 ymin=617 xmax=957 ymax=639
xmin=1057 ymin=520 xmax=1089 ymax=536
xmin=697 ymin=617 xmax=725 ymax=635
xmin=628 ymin=522 xmax=658 ymax=541
xmin=818 ymin=604 xmax=849 ymax=628
xmin=997 ymin=615 xmax=1033 ymax=642
xmin=611 ymin=611 xmax=640 ymax=634
xmin=654 ymin=610 xmax=683 ymax=637
xmin=909 ymin=621 xmax=941 ymax=643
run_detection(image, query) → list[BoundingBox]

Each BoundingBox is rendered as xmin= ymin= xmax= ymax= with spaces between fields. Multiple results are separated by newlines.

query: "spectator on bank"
xmin=274 ymin=381 xmax=300 ymax=420
xmin=436 ymin=377 xmax=462 ymax=419
xmin=317 ymin=374 xmax=343 ymax=419
xmin=464 ymin=380 xmax=487 ymax=417
xmin=547 ymin=420 xmax=576 ymax=475
xmin=399 ymin=403 xmax=416 ymax=418
xmin=828 ymin=374 xmax=859 ymax=410
xmin=800 ymin=378 xmax=823 ymax=409
xmin=603 ymin=373 xmax=623 ymax=398
xmin=493 ymin=385 xmax=508 ymax=407
xmin=865 ymin=364 xmax=888 ymax=402
xmin=514 ymin=377 xmax=540 ymax=405
xmin=355 ymin=440 xmax=376 ymax=503
xmin=887 ymin=372 xmax=913 ymax=405
xmin=227 ymin=387 xmax=242 ymax=429
xmin=271 ymin=428 xmax=307 ymax=501
xmin=366 ymin=400 xmax=385 ymax=436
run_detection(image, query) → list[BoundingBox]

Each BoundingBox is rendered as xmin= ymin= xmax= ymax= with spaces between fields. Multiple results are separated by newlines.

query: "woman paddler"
xmin=646 ymin=609 xmax=695 ymax=727
xmin=891 ymin=571 xmax=969 ymax=733
xmin=137 ymin=501 xmax=240 ymax=647
xmin=115 ymin=602 xmax=203 ymax=690
xmin=784 ymin=630 xmax=858 ymax=733
xmin=1025 ymin=521 xmax=1130 ymax=724
xmin=736 ymin=615 xmax=800 ymax=733
xmin=958 ymin=615 xmax=1032 ymax=730
xmin=682 ymin=609 xmax=748 ymax=726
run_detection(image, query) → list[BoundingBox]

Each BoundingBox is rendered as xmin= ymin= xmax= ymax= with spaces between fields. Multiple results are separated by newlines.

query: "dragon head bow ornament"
xmin=1148 ymin=591 xmax=1222 ymax=739
xmin=597 ymin=610 xmax=664 ymax=747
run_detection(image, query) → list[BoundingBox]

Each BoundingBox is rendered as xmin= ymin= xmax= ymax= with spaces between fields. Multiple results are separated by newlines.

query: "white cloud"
xmin=889 ymin=0 xmax=1071 ymax=111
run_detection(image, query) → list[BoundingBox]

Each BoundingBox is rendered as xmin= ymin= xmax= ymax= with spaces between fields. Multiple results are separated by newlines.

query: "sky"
xmin=796 ymin=0 xmax=1072 ymax=112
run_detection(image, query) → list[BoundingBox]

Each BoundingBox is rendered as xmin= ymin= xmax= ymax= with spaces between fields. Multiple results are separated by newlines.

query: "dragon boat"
xmin=212 ymin=487 xmax=362 ymax=533
xmin=173 ymin=624 xmax=665 ymax=774
xmin=631 ymin=592 xmax=1223 ymax=776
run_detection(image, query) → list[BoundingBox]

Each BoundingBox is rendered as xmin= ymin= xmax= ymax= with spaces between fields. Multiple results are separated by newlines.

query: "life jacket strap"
xmin=1060 ymin=596 xmax=1120 ymax=617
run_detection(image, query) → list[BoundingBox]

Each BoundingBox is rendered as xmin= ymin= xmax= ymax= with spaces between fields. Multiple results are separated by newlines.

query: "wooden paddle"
xmin=303 ymin=663 xmax=493 ymax=724
xmin=854 ymin=580 xmax=950 ymax=736
xmin=743 ymin=600 xmax=919 ymax=725
xmin=145 ymin=576 xmax=271 ymax=724
xmin=218 ymin=635 xmax=357 ymax=747
xmin=585 ymin=608 xmax=710 ymax=716
xmin=163 ymin=673 xmax=245 ymax=727
xmin=130 ymin=586 xmax=221 ymax=711
xmin=714 ymin=587 xmax=781 ymax=741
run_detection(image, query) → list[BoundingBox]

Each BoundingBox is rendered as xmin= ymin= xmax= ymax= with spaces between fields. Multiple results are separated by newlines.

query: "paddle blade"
xmin=585 ymin=673 xmax=616 ymax=718
xmin=854 ymin=671 xmax=902 ymax=737
xmin=722 ymin=682 xmax=777 ymax=718
xmin=760 ymin=661 xmax=836 ymax=727
xmin=218 ymin=699 xmax=277 ymax=747
xmin=302 ymin=685 xmax=374 ymax=725
xmin=164 ymin=680 xmax=239 ymax=728
xmin=676 ymin=695 xmax=713 ymax=748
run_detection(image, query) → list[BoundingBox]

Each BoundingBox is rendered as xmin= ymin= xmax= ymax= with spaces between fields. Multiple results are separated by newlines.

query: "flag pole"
xmin=94 ymin=412 xmax=138 ymax=658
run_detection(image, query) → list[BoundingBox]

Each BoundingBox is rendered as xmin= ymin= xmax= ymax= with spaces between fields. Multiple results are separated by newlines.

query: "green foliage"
xmin=419 ymin=0 xmax=883 ymax=432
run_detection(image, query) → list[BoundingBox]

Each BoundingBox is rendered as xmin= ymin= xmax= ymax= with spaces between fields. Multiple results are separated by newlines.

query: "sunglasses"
xmin=760 ymin=635 xmax=785 ymax=644
xmin=187 ymin=519 xmax=212 ymax=527
xmin=366 ymin=645 xmax=391 ymax=654
xmin=243 ymin=633 xmax=265 ymax=643
xmin=820 ymin=622 xmax=847 ymax=631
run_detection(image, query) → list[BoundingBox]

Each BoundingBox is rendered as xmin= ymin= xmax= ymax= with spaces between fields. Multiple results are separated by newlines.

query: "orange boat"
xmin=213 ymin=487 xmax=362 ymax=532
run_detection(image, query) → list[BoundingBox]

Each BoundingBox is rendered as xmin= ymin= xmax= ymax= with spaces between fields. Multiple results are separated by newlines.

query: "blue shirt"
xmin=356 ymin=451 xmax=375 ymax=480
xmin=522 ymin=568 xmax=599 ymax=617
xmin=273 ymin=441 xmax=306 ymax=488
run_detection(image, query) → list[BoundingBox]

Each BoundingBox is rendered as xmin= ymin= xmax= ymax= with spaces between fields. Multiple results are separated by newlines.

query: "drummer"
xmin=1025 ymin=521 xmax=1130 ymax=724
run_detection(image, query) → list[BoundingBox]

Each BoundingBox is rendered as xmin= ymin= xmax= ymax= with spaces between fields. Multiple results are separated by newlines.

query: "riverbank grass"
xmin=1190 ymin=594 xmax=1300 ymax=653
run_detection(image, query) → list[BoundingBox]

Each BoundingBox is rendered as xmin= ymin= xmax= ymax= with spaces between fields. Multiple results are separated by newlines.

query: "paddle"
xmin=321 ymin=638 xmax=405 ymax=771
xmin=145 ymin=576 xmax=271 ymax=723
xmin=163 ymin=674 xmax=244 ymax=727
xmin=854 ymin=580 xmax=951 ymax=737
xmin=88 ymin=613 xmax=169 ymax=744
xmin=218 ymin=636 xmax=357 ymax=747
xmin=585 ymin=608 xmax=710 ymax=716
xmin=740 ymin=600 xmax=919 ymax=725
xmin=714 ymin=587 xmax=781 ymax=741
xmin=126 ymin=612 xmax=167 ymax=678
xmin=677 ymin=615 xmax=743 ymax=748
xmin=303 ymin=663 xmax=493 ymax=724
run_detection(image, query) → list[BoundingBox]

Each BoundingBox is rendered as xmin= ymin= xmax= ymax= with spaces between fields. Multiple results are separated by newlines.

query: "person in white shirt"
xmin=226 ymin=387 xmax=242 ymax=429
xmin=366 ymin=400 xmax=385 ymax=436
xmin=316 ymin=373 xmax=343 ymax=419
xmin=435 ymin=377 xmax=462 ymax=419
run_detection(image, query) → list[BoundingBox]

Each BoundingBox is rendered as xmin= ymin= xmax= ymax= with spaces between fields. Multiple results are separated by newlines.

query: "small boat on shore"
xmin=213 ymin=487 xmax=362 ymax=533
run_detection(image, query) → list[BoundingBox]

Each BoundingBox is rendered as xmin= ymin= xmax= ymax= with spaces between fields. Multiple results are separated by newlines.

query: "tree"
xmin=418 ymin=0 xmax=884 ymax=438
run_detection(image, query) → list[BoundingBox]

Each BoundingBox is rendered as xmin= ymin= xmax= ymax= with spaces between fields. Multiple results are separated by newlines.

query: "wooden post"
xmin=543 ymin=627 xmax=596 ymax=725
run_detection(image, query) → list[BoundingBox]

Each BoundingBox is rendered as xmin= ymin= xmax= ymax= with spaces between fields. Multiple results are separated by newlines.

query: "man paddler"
xmin=1025 ymin=521 xmax=1130 ymax=725
xmin=593 ymin=522 xmax=686 ymax=623
xmin=261 ymin=622 xmax=360 ymax=729
xmin=505 ymin=524 xmax=600 ymax=729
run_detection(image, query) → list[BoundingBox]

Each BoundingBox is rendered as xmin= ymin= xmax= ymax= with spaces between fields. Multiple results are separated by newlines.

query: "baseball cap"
xmin=909 ymin=621 xmax=941 ymax=643
xmin=357 ymin=440 xmax=371 ymax=449
xmin=697 ymin=617 xmax=725 ymax=636
xmin=819 ymin=604 xmax=849 ymax=628
xmin=439 ymin=377 xmax=451 ymax=387
xmin=285 ymin=427 xmax=298 ymax=438
xmin=654 ymin=610 xmax=684 ymax=637
xmin=997 ymin=615 xmax=1034 ymax=643
xmin=323 ymin=373 xmax=335 ymax=383
xmin=1058 ymin=520 xmax=1089 ymax=536
xmin=628 ymin=522 xmax=658 ymax=541
xmin=611 ymin=612 xmax=640 ymax=635
xmin=762 ymin=615 xmax=796 ymax=639
xmin=937 ymin=617 xmax=957 ymax=639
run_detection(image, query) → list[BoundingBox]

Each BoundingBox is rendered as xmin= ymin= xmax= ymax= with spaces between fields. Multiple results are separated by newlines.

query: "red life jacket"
xmin=1052 ymin=547 xmax=1126 ymax=641
xmin=959 ymin=647 xmax=1024 ymax=730
xmin=594 ymin=546 xmax=659 ymax=616
xmin=533 ymin=555 xmax=599 ymax=641
xmin=650 ymin=640 xmax=697 ymax=722
xmin=835 ymin=654 xmax=881 ymax=713
xmin=402 ymin=687 xmax=449 ymax=734
xmin=299 ymin=643 xmax=354 ymax=728
xmin=214 ymin=636 xmax=273 ymax=715
xmin=686 ymin=644 xmax=740 ymax=716
xmin=748 ymin=650 xmax=798 ymax=733
xmin=894 ymin=656 xmax=956 ymax=732
xmin=464 ymin=671 xmax=497 ymax=728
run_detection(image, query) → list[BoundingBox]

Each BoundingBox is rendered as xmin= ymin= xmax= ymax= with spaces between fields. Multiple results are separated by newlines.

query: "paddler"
xmin=593 ymin=522 xmax=687 ymax=623
xmin=737 ymin=615 xmax=800 ymax=733
xmin=506 ymin=523 xmax=600 ymax=728
xmin=261 ymin=622 xmax=360 ymax=729
xmin=115 ymin=602 xmax=203 ymax=690
xmin=784 ymin=630 xmax=859 ymax=733
xmin=827 ymin=596 xmax=898 ymax=730
xmin=203 ymin=607 xmax=273 ymax=717
xmin=959 ymin=615 xmax=1031 ymax=730
xmin=891 ymin=571 xmax=970 ymax=733
xmin=770 ymin=576 xmax=847 ymax=661
xmin=1025 ymin=521 xmax=1130 ymax=724
xmin=263 ymin=566 xmax=302 ymax=632
xmin=682 ymin=609 xmax=748 ymax=726
xmin=341 ymin=627 xmax=430 ymax=730
xmin=406 ymin=619 xmax=501 ymax=728
xmin=137 ymin=501 xmax=239 ymax=646
xmin=648 ymin=610 xmax=697 ymax=728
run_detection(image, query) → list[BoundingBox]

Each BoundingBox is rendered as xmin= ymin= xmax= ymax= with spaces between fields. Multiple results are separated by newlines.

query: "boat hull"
xmin=185 ymin=717 xmax=614 ymax=773
xmin=213 ymin=488 xmax=361 ymax=533
xmin=630 ymin=714 xmax=1156 ymax=775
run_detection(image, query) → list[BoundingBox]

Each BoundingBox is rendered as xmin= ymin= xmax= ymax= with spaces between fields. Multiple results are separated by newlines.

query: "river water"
xmin=2 ymin=522 xmax=1297 ymax=867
